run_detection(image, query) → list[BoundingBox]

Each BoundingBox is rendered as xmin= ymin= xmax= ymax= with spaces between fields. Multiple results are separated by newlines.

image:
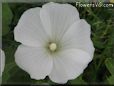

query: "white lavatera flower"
xmin=0 ymin=49 xmax=5 ymax=76
xmin=14 ymin=2 xmax=95 ymax=84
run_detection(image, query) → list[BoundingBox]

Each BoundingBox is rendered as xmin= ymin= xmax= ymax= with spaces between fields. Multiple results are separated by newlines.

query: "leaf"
xmin=105 ymin=58 xmax=114 ymax=75
xmin=35 ymin=80 xmax=49 ymax=85
xmin=2 ymin=3 xmax=13 ymax=36
xmin=69 ymin=75 xmax=86 ymax=85
xmin=107 ymin=75 xmax=114 ymax=84
xmin=2 ymin=62 xmax=16 ymax=81
xmin=105 ymin=58 xmax=114 ymax=84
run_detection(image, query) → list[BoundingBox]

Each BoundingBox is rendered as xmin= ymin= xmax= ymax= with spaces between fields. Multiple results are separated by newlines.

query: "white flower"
xmin=0 ymin=49 xmax=5 ymax=76
xmin=14 ymin=2 xmax=95 ymax=84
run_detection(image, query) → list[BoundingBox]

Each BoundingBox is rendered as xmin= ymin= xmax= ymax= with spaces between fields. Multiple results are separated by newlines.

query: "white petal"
xmin=0 ymin=49 xmax=5 ymax=76
xmin=15 ymin=45 xmax=53 ymax=79
xmin=14 ymin=7 xmax=49 ymax=47
xmin=61 ymin=19 xmax=95 ymax=57
xmin=40 ymin=2 xmax=80 ymax=40
xmin=49 ymin=49 xmax=91 ymax=84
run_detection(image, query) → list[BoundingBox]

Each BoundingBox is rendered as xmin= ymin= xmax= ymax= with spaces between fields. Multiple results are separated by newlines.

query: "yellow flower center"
xmin=49 ymin=43 xmax=57 ymax=51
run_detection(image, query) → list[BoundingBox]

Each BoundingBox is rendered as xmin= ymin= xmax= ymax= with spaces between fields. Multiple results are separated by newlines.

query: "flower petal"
xmin=15 ymin=45 xmax=53 ymax=79
xmin=14 ymin=7 xmax=49 ymax=47
xmin=49 ymin=49 xmax=91 ymax=84
xmin=61 ymin=19 xmax=95 ymax=57
xmin=0 ymin=49 xmax=5 ymax=76
xmin=40 ymin=2 xmax=80 ymax=40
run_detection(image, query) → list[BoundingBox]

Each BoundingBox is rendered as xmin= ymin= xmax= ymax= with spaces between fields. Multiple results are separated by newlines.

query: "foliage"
xmin=2 ymin=3 xmax=13 ymax=36
xmin=105 ymin=58 xmax=114 ymax=84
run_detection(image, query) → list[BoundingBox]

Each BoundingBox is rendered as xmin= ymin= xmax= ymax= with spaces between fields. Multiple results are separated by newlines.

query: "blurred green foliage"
xmin=2 ymin=4 xmax=13 ymax=36
xmin=105 ymin=58 xmax=114 ymax=84
xmin=2 ymin=2 xmax=114 ymax=85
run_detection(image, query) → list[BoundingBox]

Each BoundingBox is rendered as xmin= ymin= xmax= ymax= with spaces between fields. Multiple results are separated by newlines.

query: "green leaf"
xmin=105 ymin=58 xmax=114 ymax=84
xmin=2 ymin=62 xmax=16 ymax=81
xmin=105 ymin=58 xmax=114 ymax=75
xmin=107 ymin=75 xmax=114 ymax=84
xmin=35 ymin=80 xmax=50 ymax=85
xmin=2 ymin=3 xmax=13 ymax=36
xmin=69 ymin=75 xmax=86 ymax=85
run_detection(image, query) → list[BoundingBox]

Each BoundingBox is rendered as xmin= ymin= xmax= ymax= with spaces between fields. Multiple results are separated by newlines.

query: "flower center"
xmin=49 ymin=43 xmax=57 ymax=52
